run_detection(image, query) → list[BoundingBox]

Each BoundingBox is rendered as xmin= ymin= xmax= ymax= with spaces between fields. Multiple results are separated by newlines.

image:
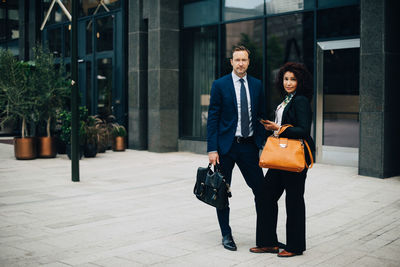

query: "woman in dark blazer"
xmin=249 ymin=62 xmax=315 ymax=257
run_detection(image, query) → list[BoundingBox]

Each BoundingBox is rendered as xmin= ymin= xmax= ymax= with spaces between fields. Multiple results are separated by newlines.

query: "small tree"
xmin=33 ymin=45 xmax=70 ymax=137
xmin=0 ymin=49 xmax=38 ymax=138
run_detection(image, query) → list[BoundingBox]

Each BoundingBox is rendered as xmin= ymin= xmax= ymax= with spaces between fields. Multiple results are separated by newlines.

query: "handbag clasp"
xmin=279 ymin=138 xmax=288 ymax=148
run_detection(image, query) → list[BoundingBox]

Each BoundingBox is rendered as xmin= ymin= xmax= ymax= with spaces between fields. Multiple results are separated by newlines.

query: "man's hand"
xmin=208 ymin=152 xmax=219 ymax=166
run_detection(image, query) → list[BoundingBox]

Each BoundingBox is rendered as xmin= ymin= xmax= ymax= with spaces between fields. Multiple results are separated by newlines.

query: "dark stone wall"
xmin=359 ymin=0 xmax=400 ymax=178
xmin=128 ymin=0 xmax=179 ymax=152
xmin=128 ymin=0 xmax=149 ymax=150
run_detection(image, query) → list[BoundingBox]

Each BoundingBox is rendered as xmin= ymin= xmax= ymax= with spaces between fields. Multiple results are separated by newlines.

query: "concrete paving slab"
xmin=1 ymin=143 xmax=400 ymax=266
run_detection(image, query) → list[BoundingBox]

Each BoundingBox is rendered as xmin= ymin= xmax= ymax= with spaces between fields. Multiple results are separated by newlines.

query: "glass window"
xmin=42 ymin=0 xmax=72 ymax=25
xmin=86 ymin=61 xmax=92 ymax=113
xmin=97 ymin=58 xmax=113 ymax=117
xmin=86 ymin=20 xmax=93 ymax=54
xmin=183 ymin=0 xmax=219 ymax=28
xmin=266 ymin=0 xmax=314 ymax=15
xmin=317 ymin=6 xmax=360 ymax=39
xmin=323 ymin=48 xmax=359 ymax=147
xmin=64 ymin=24 xmax=71 ymax=57
xmin=318 ymin=0 xmax=359 ymax=8
xmin=181 ymin=26 xmax=217 ymax=138
xmin=80 ymin=0 xmax=120 ymax=17
xmin=6 ymin=39 xmax=19 ymax=56
xmin=266 ymin=12 xmax=314 ymax=118
xmin=8 ymin=4 xmax=19 ymax=40
xmin=0 ymin=5 xmax=7 ymax=42
xmin=48 ymin=28 xmax=62 ymax=57
xmin=96 ymin=16 xmax=113 ymax=52
xmin=0 ymin=0 xmax=19 ymax=55
xmin=223 ymin=0 xmax=264 ymax=21
xmin=221 ymin=19 xmax=263 ymax=80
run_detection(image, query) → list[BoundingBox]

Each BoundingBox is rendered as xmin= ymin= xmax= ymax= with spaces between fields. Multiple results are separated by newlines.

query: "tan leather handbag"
xmin=259 ymin=125 xmax=313 ymax=172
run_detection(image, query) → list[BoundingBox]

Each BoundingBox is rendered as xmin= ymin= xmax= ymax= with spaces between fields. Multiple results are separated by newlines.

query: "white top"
xmin=232 ymin=72 xmax=253 ymax=137
xmin=275 ymin=103 xmax=284 ymax=126
xmin=274 ymin=93 xmax=295 ymax=136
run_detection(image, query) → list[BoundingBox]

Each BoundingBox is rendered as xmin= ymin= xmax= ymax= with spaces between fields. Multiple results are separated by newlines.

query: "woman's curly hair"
xmin=275 ymin=62 xmax=313 ymax=101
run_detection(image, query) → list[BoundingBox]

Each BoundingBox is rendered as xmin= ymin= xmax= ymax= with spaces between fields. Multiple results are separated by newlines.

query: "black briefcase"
xmin=193 ymin=164 xmax=231 ymax=209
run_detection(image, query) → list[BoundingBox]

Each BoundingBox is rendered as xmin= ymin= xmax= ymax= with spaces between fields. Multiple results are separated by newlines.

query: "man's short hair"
xmin=231 ymin=45 xmax=250 ymax=58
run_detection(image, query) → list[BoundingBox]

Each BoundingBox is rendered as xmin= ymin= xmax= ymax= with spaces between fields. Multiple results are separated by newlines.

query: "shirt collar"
xmin=231 ymin=71 xmax=247 ymax=84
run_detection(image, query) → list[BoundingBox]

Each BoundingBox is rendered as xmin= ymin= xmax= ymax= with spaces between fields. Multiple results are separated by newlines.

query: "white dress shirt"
xmin=232 ymin=72 xmax=253 ymax=137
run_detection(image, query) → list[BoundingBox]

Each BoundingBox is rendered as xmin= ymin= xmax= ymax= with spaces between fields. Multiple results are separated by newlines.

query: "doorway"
xmin=77 ymin=11 xmax=125 ymax=124
xmin=316 ymin=39 xmax=360 ymax=166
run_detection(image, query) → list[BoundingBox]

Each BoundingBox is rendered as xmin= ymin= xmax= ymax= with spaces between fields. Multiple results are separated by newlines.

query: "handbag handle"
xmin=304 ymin=140 xmax=314 ymax=169
xmin=277 ymin=124 xmax=314 ymax=170
xmin=277 ymin=124 xmax=293 ymax=135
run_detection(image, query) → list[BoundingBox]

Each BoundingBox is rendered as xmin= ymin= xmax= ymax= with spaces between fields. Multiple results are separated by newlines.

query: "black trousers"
xmin=216 ymin=139 xmax=269 ymax=246
xmin=263 ymin=168 xmax=307 ymax=253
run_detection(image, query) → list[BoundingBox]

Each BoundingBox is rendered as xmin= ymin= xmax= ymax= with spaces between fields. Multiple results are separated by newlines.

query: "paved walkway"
xmin=0 ymin=143 xmax=399 ymax=266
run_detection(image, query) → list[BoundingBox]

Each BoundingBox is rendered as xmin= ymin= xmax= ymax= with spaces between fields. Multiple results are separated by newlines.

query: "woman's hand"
xmin=261 ymin=120 xmax=280 ymax=131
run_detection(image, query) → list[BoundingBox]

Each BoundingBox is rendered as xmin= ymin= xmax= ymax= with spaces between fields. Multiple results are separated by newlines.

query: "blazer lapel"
xmin=228 ymin=75 xmax=238 ymax=115
xmin=247 ymin=76 xmax=255 ymax=113
xmin=282 ymin=96 xmax=293 ymax=124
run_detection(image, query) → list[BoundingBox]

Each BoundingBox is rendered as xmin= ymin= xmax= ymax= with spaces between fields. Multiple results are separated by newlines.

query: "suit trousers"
xmin=216 ymin=139 xmax=268 ymax=245
xmin=263 ymin=168 xmax=307 ymax=253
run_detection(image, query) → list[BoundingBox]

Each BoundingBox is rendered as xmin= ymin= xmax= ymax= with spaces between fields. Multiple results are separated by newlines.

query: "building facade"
xmin=1 ymin=0 xmax=399 ymax=178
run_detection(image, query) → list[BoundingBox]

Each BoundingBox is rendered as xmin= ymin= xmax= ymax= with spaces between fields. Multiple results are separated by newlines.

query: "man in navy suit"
xmin=207 ymin=45 xmax=268 ymax=251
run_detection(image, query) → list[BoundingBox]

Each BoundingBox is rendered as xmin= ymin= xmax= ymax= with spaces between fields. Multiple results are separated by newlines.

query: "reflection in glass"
xmin=97 ymin=58 xmax=112 ymax=117
xmin=64 ymin=24 xmax=71 ymax=57
xmin=80 ymin=0 xmax=120 ymax=17
xmin=266 ymin=0 xmax=314 ymax=14
xmin=86 ymin=20 xmax=93 ymax=54
xmin=317 ymin=6 xmax=360 ymax=39
xmin=8 ymin=5 xmax=19 ymax=40
xmin=266 ymin=13 xmax=313 ymax=118
xmin=0 ymin=7 xmax=5 ymax=41
xmin=222 ymin=19 xmax=263 ymax=80
xmin=183 ymin=0 xmax=219 ymax=28
xmin=65 ymin=63 xmax=70 ymax=73
xmin=96 ymin=16 xmax=113 ymax=52
xmin=86 ymin=62 xmax=92 ymax=113
xmin=181 ymin=27 xmax=217 ymax=138
xmin=318 ymin=0 xmax=359 ymax=8
xmin=42 ymin=0 xmax=72 ymax=25
xmin=48 ymin=28 xmax=62 ymax=57
xmin=223 ymin=0 xmax=264 ymax=21
xmin=323 ymin=48 xmax=359 ymax=147
xmin=1 ymin=0 xmax=19 ymax=48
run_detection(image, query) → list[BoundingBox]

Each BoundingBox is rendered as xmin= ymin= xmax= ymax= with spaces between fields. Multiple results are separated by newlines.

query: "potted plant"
xmin=0 ymin=49 xmax=39 ymax=159
xmin=93 ymin=114 xmax=115 ymax=153
xmin=58 ymin=107 xmax=87 ymax=159
xmin=33 ymin=45 xmax=70 ymax=158
xmin=93 ymin=115 xmax=108 ymax=153
xmin=112 ymin=123 xmax=126 ymax=151
xmin=83 ymin=116 xmax=98 ymax=158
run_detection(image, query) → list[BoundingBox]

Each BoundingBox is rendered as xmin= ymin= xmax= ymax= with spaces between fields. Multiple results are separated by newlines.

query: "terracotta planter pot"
xmin=113 ymin=136 xmax=125 ymax=151
xmin=37 ymin=137 xmax=57 ymax=158
xmin=14 ymin=137 xmax=37 ymax=160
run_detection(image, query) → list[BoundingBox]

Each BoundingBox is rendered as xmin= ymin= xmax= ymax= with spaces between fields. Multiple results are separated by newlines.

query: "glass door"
xmin=316 ymin=39 xmax=360 ymax=166
xmin=78 ymin=11 xmax=124 ymax=123
xmin=42 ymin=1 xmax=125 ymax=124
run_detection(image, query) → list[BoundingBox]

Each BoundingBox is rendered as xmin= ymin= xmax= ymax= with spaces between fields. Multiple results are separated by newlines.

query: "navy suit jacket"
xmin=207 ymin=74 xmax=266 ymax=155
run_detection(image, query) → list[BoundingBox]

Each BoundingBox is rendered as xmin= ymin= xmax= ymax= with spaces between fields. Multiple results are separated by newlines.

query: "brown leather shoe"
xmin=277 ymin=250 xmax=303 ymax=257
xmin=249 ymin=246 xmax=279 ymax=253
